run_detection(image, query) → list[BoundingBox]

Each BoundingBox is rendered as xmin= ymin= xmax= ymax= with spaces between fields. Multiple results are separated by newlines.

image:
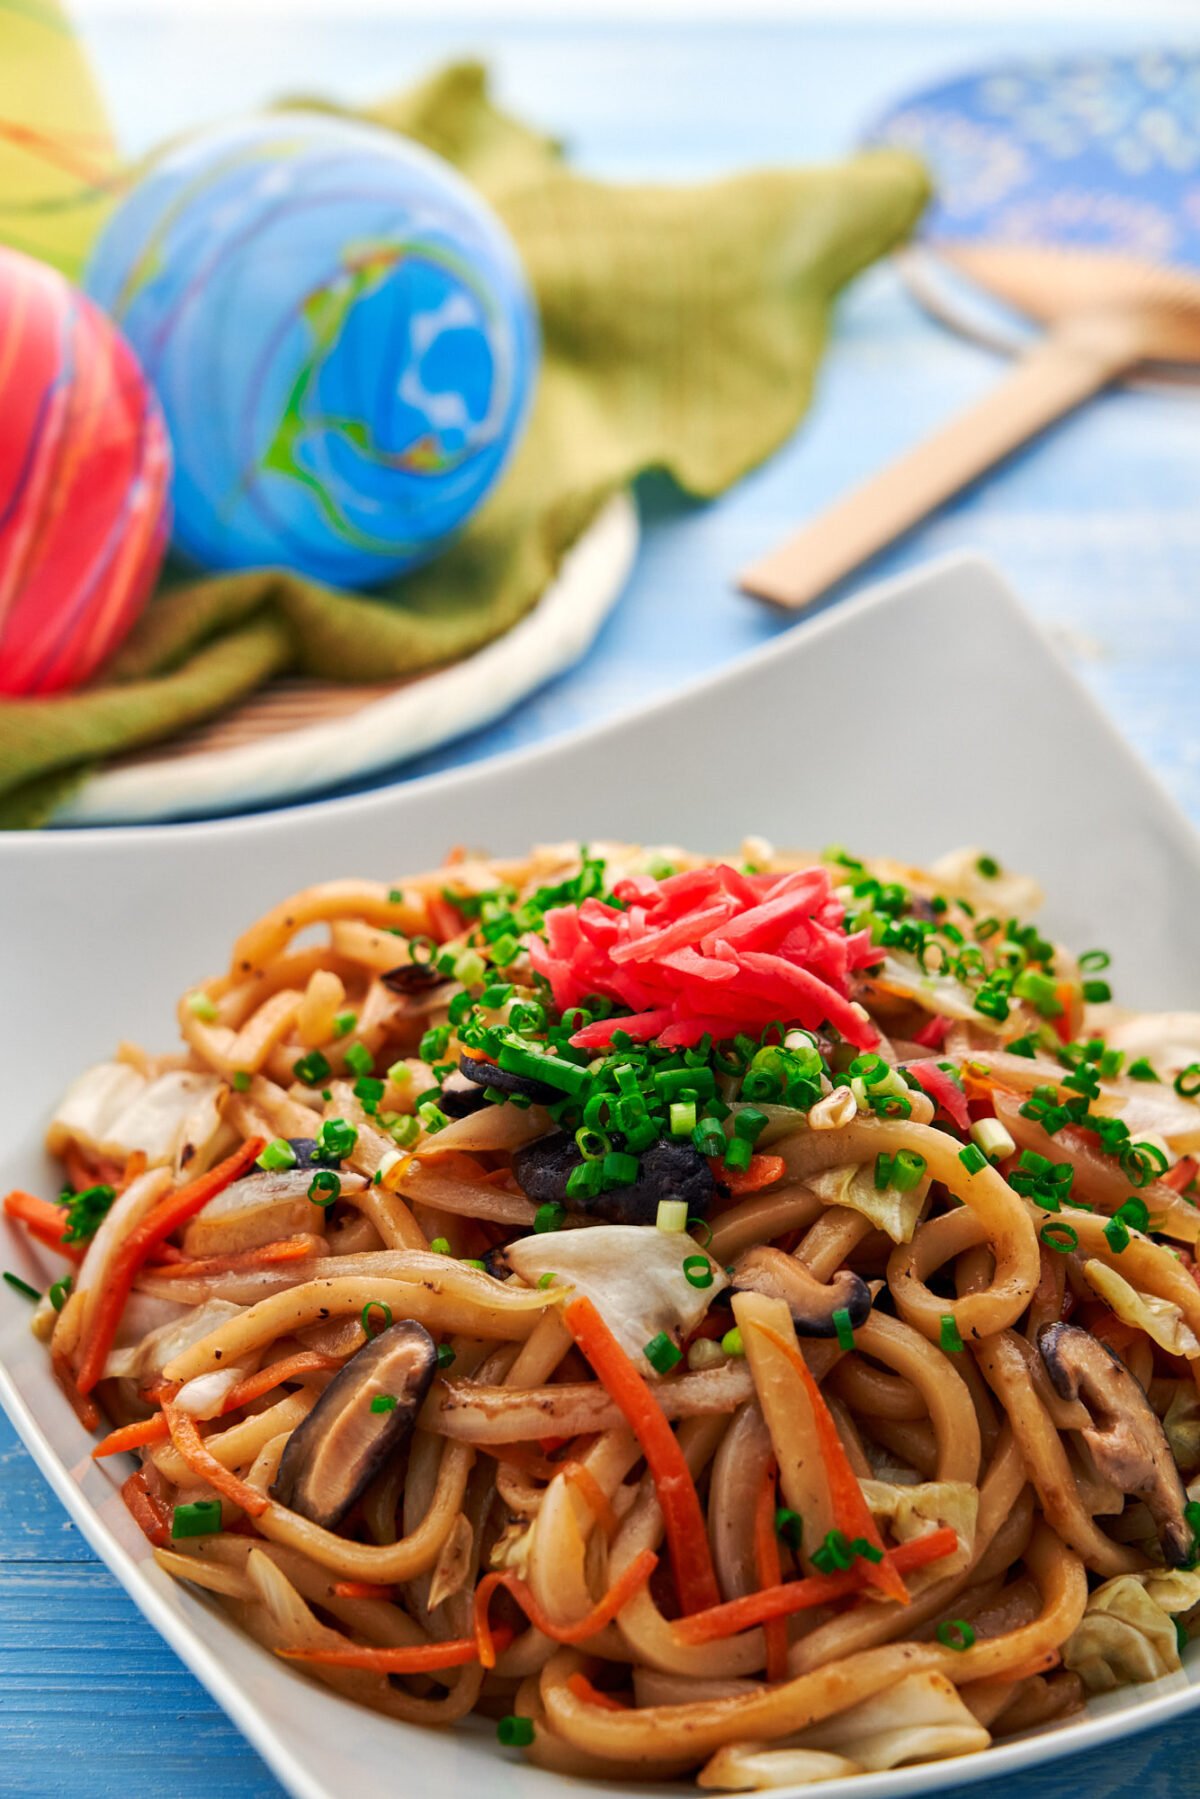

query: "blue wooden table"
xmin=5 ymin=10 xmax=1200 ymax=1793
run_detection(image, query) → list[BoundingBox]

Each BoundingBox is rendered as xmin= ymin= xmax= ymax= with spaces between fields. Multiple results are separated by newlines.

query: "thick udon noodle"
xmin=12 ymin=839 xmax=1200 ymax=1789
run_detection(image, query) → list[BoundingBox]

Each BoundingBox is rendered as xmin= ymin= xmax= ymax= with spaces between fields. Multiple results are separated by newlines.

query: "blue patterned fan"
xmin=741 ymin=50 xmax=1200 ymax=611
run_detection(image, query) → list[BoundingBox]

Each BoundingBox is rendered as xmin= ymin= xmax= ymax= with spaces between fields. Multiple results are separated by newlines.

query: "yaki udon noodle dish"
xmin=11 ymin=840 xmax=1200 ymax=1789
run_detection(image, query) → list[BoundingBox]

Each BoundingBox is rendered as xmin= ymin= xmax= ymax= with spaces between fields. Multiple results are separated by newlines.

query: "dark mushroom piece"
xmin=730 ymin=1246 xmax=873 ymax=1338
xmin=270 ymin=1319 xmax=437 ymax=1531
xmin=512 ymin=1132 xmax=715 ymax=1226
xmin=458 ymin=1052 xmax=561 ymax=1108
xmin=437 ymin=1069 xmax=490 ymax=1118
xmin=381 ymin=964 xmax=449 ymax=997
xmin=248 ymin=1137 xmax=342 ymax=1173
xmin=1038 ymin=1320 xmax=1194 ymax=1567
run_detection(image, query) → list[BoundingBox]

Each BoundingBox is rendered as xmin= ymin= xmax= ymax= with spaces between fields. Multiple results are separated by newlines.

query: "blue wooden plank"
xmin=6 ymin=11 xmax=1200 ymax=1795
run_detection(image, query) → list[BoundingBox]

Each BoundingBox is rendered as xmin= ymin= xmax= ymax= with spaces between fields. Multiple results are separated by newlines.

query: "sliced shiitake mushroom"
xmin=512 ymin=1132 xmax=715 ymax=1226
xmin=1038 ymin=1320 xmax=1194 ymax=1566
xmin=270 ymin=1319 xmax=437 ymax=1531
xmin=437 ymin=1069 xmax=490 ymax=1118
xmin=458 ymin=1053 xmax=560 ymax=1107
xmin=381 ymin=964 xmax=449 ymax=997
xmin=730 ymin=1246 xmax=872 ymax=1338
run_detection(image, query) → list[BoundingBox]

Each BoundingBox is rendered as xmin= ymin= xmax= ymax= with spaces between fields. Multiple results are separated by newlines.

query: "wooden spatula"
xmin=740 ymin=49 xmax=1200 ymax=610
xmin=739 ymin=246 xmax=1200 ymax=610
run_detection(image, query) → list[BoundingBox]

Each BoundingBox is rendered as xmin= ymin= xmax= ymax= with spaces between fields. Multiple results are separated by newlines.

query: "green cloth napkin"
xmin=0 ymin=63 xmax=928 ymax=826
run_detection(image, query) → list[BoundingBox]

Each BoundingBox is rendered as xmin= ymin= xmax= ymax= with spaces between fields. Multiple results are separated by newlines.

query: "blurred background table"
xmin=3 ymin=6 xmax=1200 ymax=1793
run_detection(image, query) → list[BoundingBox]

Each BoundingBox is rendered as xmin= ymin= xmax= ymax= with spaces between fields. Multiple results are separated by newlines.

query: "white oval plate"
xmin=4 ymin=549 xmax=1200 ymax=1799
xmin=56 ymin=491 xmax=639 ymax=826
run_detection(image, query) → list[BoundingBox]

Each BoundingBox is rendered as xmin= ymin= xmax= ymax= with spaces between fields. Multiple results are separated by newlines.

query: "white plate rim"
xmin=5 ymin=548 xmax=1200 ymax=1798
xmin=54 ymin=491 xmax=639 ymax=827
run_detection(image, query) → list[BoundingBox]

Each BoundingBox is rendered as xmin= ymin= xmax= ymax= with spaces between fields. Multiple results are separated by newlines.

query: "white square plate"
xmin=3 ymin=551 xmax=1200 ymax=1799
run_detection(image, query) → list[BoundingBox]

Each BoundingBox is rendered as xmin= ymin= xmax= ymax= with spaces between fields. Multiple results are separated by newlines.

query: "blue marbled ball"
xmin=86 ymin=112 xmax=539 ymax=587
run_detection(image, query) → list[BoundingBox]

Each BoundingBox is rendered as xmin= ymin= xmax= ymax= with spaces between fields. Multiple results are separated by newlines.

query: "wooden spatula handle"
xmin=739 ymin=310 xmax=1151 ymax=610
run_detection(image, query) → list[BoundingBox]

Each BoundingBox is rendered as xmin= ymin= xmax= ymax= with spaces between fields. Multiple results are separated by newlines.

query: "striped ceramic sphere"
xmin=84 ymin=113 xmax=539 ymax=588
xmin=0 ymin=248 xmax=170 ymax=696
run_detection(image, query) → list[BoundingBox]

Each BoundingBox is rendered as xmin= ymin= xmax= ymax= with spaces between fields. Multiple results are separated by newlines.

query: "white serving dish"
xmin=3 ymin=550 xmax=1200 ymax=1799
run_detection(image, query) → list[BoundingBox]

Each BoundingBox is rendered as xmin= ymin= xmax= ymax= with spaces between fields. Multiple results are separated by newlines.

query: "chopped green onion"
xmin=293 ymin=1049 xmax=331 ymax=1086
xmin=811 ymin=1529 xmax=855 ymax=1574
xmin=891 ymin=1149 xmax=927 ymax=1191
xmin=575 ymin=1126 xmax=610 ymax=1162
xmin=417 ymin=1102 xmax=449 ymax=1134
xmin=682 ymin=1254 xmax=714 ymax=1290
xmin=832 ymin=1307 xmax=855 ymax=1352
xmin=1175 ymin=1065 xmax=1200 ymax=1099
xmin=644 ymin=1331 xmax=682 ymax=1375
xmin=656 ymin=1199 xmax=689 ymax=1234
xmin=723 ymin=1134 xmax=753 ymax=1174
xmin=436 ymin=1344 xmax=456 ymax=1371
xmin=1104 ymin=1217 xmax=1130 ymax=1254
xmin=48 ymin=1275 xmax=72 ymax=1313
xmin=1012 ymin=970 xmax=1063 ymax=1018
xmin=256 ymin=1137 xmax=298 ymax=1173
xmin=970 ymin=1119 xmax=1015 ymax=1164
xmin=775 ymin=1507 xmax=804 ymax=1549
xmin=1128 ymin=1057 xmax=1160 ymax=1083
xmin=370 ymin=1394 xmax=398 ymax=1414
xmin=670 ymin=1100 xmax=697 ymax=1137
xmin=534 ymin=1203 xmax=565 ymax=1234
xmin=386 ymin=1060 xmax=413 ymax=1087
xmin=958 ymin=1144 xmax=987 ymax=1176
xmin=720 ymin=1327 xmax=745 ymax=1358
xmin=497 ymin=1715 xmax=535 ymax=1748
xmin=602 ymin=1149 xmax=639 ymax=1187
xmin=171 ymin=1499 xmax=222 ymax=1540
xmin=537 ymin=1271 xmax=557 ymax=1290
xmin=975 ymin=856 xmax=1000 ymax=879
xmin=186 ymin=992 xmax=219 ymax=1022
xmin=452 ymin=948 xmax=486 ymax=987
xmin=332 ymin=1010 xmax=356 ymax=1038
xmin=873 ymin=1152 xmax=894 ymax=1191
xmin=361 ymin=1300 xmax=393 ymax=1337
xmin=354 ymin=1075 xmax=386 ymax=1115
xmin=389 ymin=1115 xmax=419 ymax=1149
xmin=936 ymin=1619 xmax=976 ymax=1651
xmin=429 ymin=1237 xmax=451 ymax=1255
xmin=316 ymin=1118 xmax=357 ymax=1161
xmin=345 ymin=1041 xmax=374 ymax=1077
xmin=1082 ymin=978 xmax=1112 ymax=1004
xmin=939 ymin=1314 xmax=964 ymax=1354
xmin=1079 ymin=949 xmax=1111 ymax=973
xmin=307 ymin=1170 xmax=341 ymax=1208
xmin=3 ymin=1271 xmax=40 ymax=1302
xmin=232 ymin=1071 xmax=251 ymax=1093
xmin=1040 ymin=1222 xmax=1078 ymax=1254
xmin=1115 ymin=1197 xmax=1150 ymax=1232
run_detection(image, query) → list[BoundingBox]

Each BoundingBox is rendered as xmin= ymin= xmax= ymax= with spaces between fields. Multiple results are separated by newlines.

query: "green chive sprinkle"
xmin=534 ymin=1202 xmax=565 ymax=1234
xmin=48 ymin=1275 xmax=72 ymax=1313
xmin=361 ymin=1300 xmax=393 ymax=1338
xmin=775 ymin=1507 xmax=803 ymax=1549
xmin=1103 ymin=1217 xmax=1130 ymax=1254
xmin=370 ymin=1394 xmax=398 ymax=1414
xmin=940 ymin=1314 xmax=964 ymax=1354
xmin=171 ymin=1499 xmax=222 ymax=1540
xmin=537 ymin=1272 xmax=557 ymax=1290
xmin=682 ymin=1254 xmax=714 ymax=1290
xmin=436 ymin=1344 xmax=456 ymax=1371
xmin=975 ymin=856 xmax=1000 ymax=879
xmin=316 ymin=1118 xmax=357 ymax=1161
xmin=832 ymin=1307 xmax=855 ymax=1352
xmin=1040 ymin=1222 xmax=1079 ymax=1254
xmin=958 ymin=1144 xmax=987 ymax=1176
xmin=1175 ymin=1064 xmax=1200 ymax=1099
xmin=3 ymin=1271 xmax=40 ymax=1302
xmin=936 ymin=1618 xmax=976 ymax=1651
xmin=256 ymin=1137 xmax=298 ymax=1173
xmin=497 ymin=1715 xmax=535 ymax=1747
xmin=644 ymin=1331 xmax=682 ymax=1375
xmin=293 ymin=1049 xmax=331 ymax=1086
xmin=333 ymin=1010 xmax=357 ymax=1038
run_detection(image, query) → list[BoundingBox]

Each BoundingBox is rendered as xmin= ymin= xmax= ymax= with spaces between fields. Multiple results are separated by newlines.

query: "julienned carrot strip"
xmin=564 ymin=1296 xmax=719 ymax=1615
xmin=279 ymin=1627 xmax=514 ymax=1674
xmin=753 ymin=1461 xmax=788 ymax=1682
xmin=3 ymin=1190 xmax=82 ymax=1263
xmin=473 ymin=1548 xmax=659 ymax=1670
xmin=330 ymin=1581 xmax=395 ymax=1601
xmin=566 ymin=1672 xmax=628 ymax=1711
xmin=145 ymin=1237 xmax=316 ymax=1279
xmin=76 ymin=1138 xmax=265 ymax=1395
xmin=754 ymin=1319 xmax=908 ymax=1607
xmin=671 ymin=1526 xmax=959 ymax=1646
xmin=92 ymin=1352 xmax=343 ymax=1460
xmin=162 ymin=1404 xmax=269 ymax=1517
xmin=121 ymin=1469 xmax=171 ymax=1548
xmin=709 ymin=1153 xmax=786 ymax=1197
xmin=1164 ymin=1156 xmax=1198 ymax=1195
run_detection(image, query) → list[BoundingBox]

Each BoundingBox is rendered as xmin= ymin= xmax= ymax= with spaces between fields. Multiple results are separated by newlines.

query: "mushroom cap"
xmin=1038 ymin=1320 xmax=1193 ymax=1567
xmin=730 ymin=1246 xmax=872 ymax=1338
xmin=270 ymin=1319 xmax=437 ymax=1531
xmin=512 ymin=1131 xmax=715 ymax=1225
